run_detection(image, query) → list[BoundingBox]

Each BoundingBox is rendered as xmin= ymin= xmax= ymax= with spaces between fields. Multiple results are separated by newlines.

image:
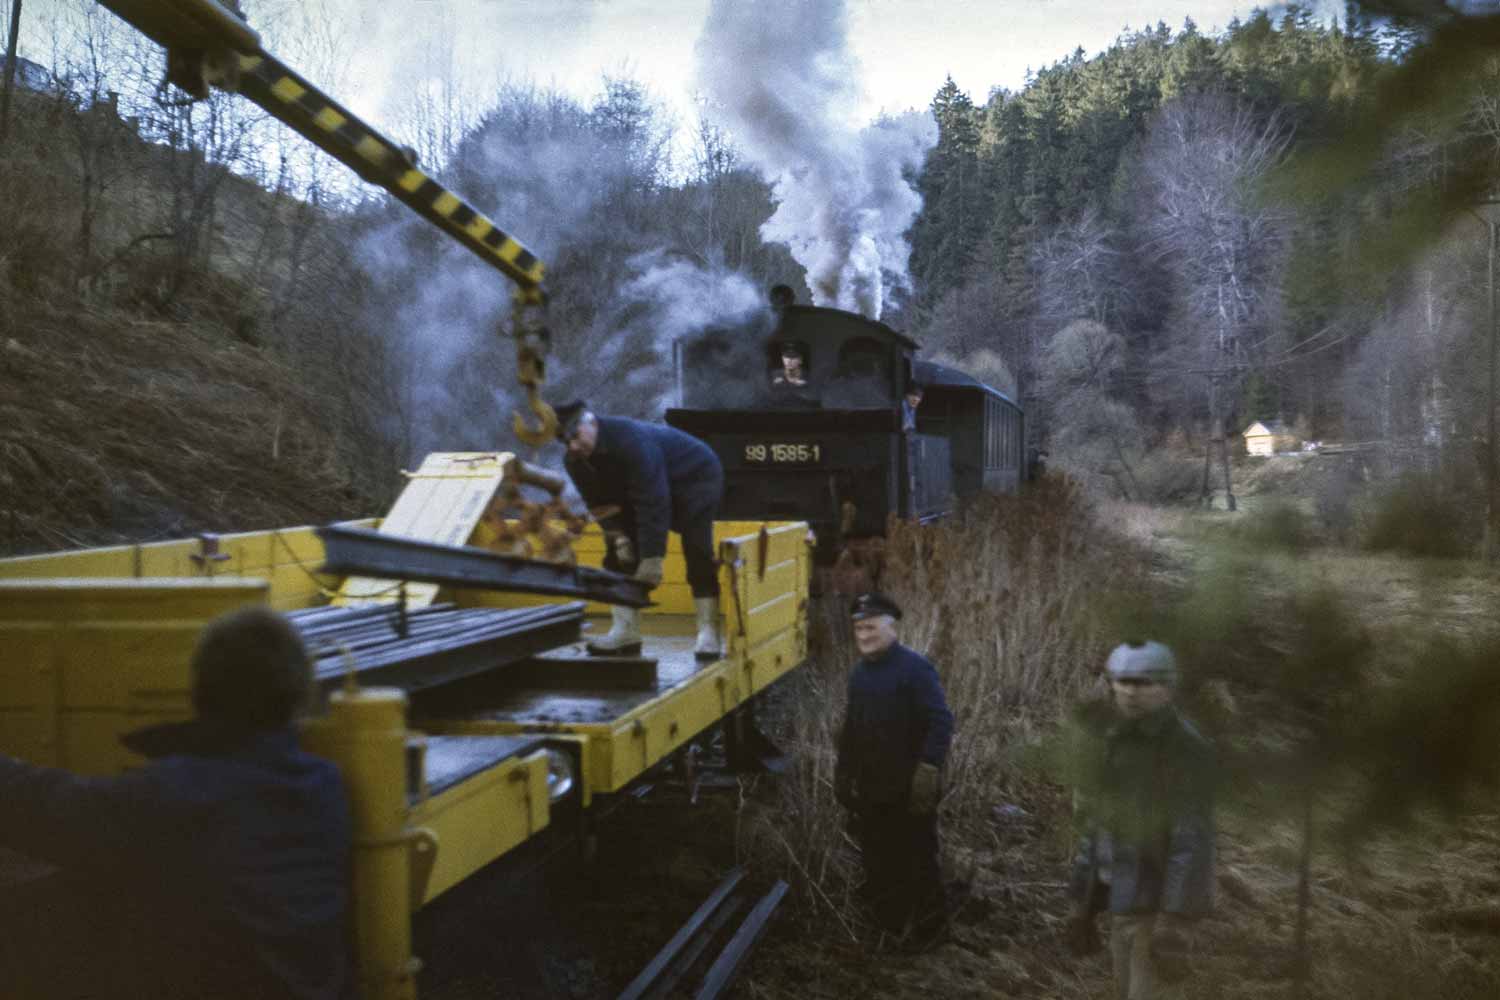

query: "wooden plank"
xmin=0 ymin=521 xmax=375 ymax=583
xmin=338 ymin=453 xmax=507 ymax=608
xmin=407 ymin=750 xmax=551 ymax=905
xmin=743 ymin=592 xmax=799 ymax=646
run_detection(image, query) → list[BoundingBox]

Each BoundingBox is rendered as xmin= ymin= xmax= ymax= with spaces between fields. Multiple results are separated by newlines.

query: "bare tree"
xmin=1034 ymin=206 xmax=1137 ymax=332
xmin=34 ymin=0 xmax=140 ymax=284
xmin=1140 ymin=94 xmax=1292 ymax=509
xmin=383 ymin=3 xmax=485 ymax=178
xmin=1 ymin=0 xmax=22 ymax=142
xmin=1343 ymin=235 xmax=1481 ymax=469
xmin=1038 ymin=318 xmax=1144 ymax=498
xmin=664 ymin=114 xmax=800 ymax=289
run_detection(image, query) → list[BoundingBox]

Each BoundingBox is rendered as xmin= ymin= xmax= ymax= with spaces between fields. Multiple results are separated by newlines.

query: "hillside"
xmin=1 ymin=292 xmax=383 ymax=553
xmin=0 ymin=88 xmax=395 ymax=556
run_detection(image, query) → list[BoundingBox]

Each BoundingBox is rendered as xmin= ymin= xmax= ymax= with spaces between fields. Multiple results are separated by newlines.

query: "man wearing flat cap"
xmin=834 ymin=592 xmax=954 ymax=942
xmin=555 ymin=401 xmax=726 ymax=660
xmin=1065 ymin=640 xmax=1215 ymax=1000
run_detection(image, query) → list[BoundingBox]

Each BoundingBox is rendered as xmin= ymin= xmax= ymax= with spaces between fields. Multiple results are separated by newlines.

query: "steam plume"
xmin=695 ymin=0 xmax=937 ymax=319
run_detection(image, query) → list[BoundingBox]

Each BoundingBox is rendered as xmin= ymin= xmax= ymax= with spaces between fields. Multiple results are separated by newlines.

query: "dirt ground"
xmin=480 ymin=500 xmax=1500 ymax=1000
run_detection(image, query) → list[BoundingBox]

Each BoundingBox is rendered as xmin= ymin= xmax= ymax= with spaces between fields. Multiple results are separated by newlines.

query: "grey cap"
xmin=1105 ymin=640 xmax=1177 ymax=684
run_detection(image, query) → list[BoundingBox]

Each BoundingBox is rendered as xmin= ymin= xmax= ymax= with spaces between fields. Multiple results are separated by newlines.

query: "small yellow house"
xmin=1243 ymin=420 xmax=1299 ymax=456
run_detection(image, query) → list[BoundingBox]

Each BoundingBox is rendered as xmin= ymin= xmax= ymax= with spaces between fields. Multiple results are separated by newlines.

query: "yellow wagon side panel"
xmin=408 ymin=750 xmax=551 ymax=905
xmin=0 ymin=579 xmax=269 ymax=773
xmin=0 ymin=522 xmax=371 ymax=610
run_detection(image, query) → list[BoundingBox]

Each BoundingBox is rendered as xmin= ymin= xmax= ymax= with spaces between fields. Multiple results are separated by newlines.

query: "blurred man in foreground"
xmin=834 ymin=592 xmax=954 ymax=945
xmin=0 ymin=605 xmax=352 ymax=1000
xmin=1066 ymin=640 xmax=1216 ymax=1000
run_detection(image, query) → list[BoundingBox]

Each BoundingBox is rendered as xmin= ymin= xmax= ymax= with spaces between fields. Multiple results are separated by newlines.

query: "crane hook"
xmin=513 ymin=391 xmax=558 ymax=448
xmin=510 ymin=291 xmax=556 ymax=448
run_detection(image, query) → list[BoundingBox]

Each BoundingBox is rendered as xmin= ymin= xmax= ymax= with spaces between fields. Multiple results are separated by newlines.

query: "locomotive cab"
xmin=666 ymin=294 xmax=1023 ymax=565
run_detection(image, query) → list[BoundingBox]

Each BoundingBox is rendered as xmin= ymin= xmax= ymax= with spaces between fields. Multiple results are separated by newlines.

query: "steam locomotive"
xmin=666 ymin=290 xmax=1024 ymax=565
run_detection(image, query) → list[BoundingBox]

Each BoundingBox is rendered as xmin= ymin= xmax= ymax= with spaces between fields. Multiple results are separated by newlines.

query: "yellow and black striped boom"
xmin=96 ymin=0 xmax=547 ymax=299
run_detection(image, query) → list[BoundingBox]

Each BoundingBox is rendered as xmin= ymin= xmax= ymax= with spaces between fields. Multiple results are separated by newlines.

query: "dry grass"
xmin=0 ymin=292 xmax=389 ymax=553
xmin=735 ymin=495 xmax=1500 ymax=1000
xmin=0 ymin=98 xmax=396 ymax=555
xmin=736 ymin=478 xmax=1138 ymax=969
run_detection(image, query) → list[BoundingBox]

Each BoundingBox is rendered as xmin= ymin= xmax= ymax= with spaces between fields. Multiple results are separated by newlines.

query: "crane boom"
xmin=97 ymin=0 xmax=546 ymax=296
xmin=237 ymin=50 xmax=545 ymax=294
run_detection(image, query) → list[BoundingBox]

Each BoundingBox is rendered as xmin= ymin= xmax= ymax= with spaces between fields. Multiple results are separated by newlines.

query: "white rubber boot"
xmin=694 ymin=597 xmax=723 ymax=662
xmin=587 ymin=605 xmax=642 ymax=656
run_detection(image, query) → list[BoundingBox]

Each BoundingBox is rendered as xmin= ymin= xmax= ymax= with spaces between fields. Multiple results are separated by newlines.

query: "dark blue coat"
xmin=0 ymin=726 xmax=352 ymax=999
xmin=835 ymin=643 xmax=954 ymax=805
xmin=565 ymin=416 xmax=724 ymax=560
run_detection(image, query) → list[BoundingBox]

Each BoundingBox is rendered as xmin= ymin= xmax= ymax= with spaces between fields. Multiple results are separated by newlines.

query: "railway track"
xmin=618 ymin=867 xmax=789 ymax=1000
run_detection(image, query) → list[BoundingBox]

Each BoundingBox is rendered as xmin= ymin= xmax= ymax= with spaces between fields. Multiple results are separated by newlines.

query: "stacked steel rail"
xmin=287 ymin=601 xmax=585 ymax=693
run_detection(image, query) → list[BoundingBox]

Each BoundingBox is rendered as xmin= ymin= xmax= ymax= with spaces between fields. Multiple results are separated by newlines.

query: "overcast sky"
xmin=13 ymin=0 xmax=1340 ymax=159
xmin=266 ymin=1 xmax=1337 ymax=136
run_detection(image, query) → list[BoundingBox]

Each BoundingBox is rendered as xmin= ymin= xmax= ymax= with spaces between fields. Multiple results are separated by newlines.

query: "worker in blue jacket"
xmin=0 ymin=605 xmax=352 ymax=1000
xmin=834 ymin=592 xmax=955 ymax=943
xmin=557 ymin=401 xmax=725 ymax=660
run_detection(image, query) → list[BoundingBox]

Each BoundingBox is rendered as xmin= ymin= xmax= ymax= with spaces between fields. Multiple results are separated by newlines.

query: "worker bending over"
xmin=556 ymin=401 xmax=726 ymax=660
xmin=0 ymin=606 xmax=352 ymax=1000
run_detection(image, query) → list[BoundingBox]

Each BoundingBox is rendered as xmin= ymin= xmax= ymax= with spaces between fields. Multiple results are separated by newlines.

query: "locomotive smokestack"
xmin=769 ymin=284 xmax=796 ymax=310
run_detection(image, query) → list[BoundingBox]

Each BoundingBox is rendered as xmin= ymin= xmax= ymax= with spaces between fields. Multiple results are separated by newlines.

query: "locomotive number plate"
xmin=744 ymin=443 xmax=823 ymax=464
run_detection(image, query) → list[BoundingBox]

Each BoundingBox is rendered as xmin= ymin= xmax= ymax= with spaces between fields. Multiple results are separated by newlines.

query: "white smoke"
xmin=572 ymin=250 xmax=769 ymax=416
xmin=694 ymin=0 xmax=937 ymax=320
xmin=353 ymin=79 xmax=776 ymax=462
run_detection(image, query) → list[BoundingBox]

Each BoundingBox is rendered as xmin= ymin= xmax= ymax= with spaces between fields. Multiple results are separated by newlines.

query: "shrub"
xmin=1133 ymin=447 xmax=1203 ymax=503
xmin=1233 ymin=500 xmax=1316 ymax=552
xmin=1361 ymin=477 xmax=1473 ymax=559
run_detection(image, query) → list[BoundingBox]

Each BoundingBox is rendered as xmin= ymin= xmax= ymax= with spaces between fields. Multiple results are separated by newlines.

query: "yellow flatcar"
xmin=0 ymin=452 xmax=811 ymax=1000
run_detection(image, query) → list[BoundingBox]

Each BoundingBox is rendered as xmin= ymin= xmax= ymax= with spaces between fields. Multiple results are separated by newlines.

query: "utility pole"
xmin=1471 ymin=201 xmax=1500 ymax=562
xmin=0 ymin=0 xmax=22 ymax=143
xmin=1488 ymin=212 xmax=1498 ymax=562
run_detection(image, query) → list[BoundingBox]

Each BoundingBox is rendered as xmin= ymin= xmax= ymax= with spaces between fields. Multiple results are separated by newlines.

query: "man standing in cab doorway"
xmin=834 ymin=592 xmax=954 ymax=945
xmin=900 ymin=380 xmax=924 ymax=433
xmin=556 ymin=401 xmax=726 ymax=661
xmin=901 ymin=380 xmax=925 ymax=508
xmin=1066 ymin=640 xmax=1216 ymax=1000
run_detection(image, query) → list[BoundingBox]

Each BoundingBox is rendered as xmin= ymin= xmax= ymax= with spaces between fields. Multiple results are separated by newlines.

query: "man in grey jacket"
xmin=1066 ymin=640 xmax=1215 ymax=1000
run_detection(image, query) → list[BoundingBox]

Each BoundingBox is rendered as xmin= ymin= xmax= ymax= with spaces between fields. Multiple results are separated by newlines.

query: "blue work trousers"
xmin=602 ymin=479 xmax=721 ymax=598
